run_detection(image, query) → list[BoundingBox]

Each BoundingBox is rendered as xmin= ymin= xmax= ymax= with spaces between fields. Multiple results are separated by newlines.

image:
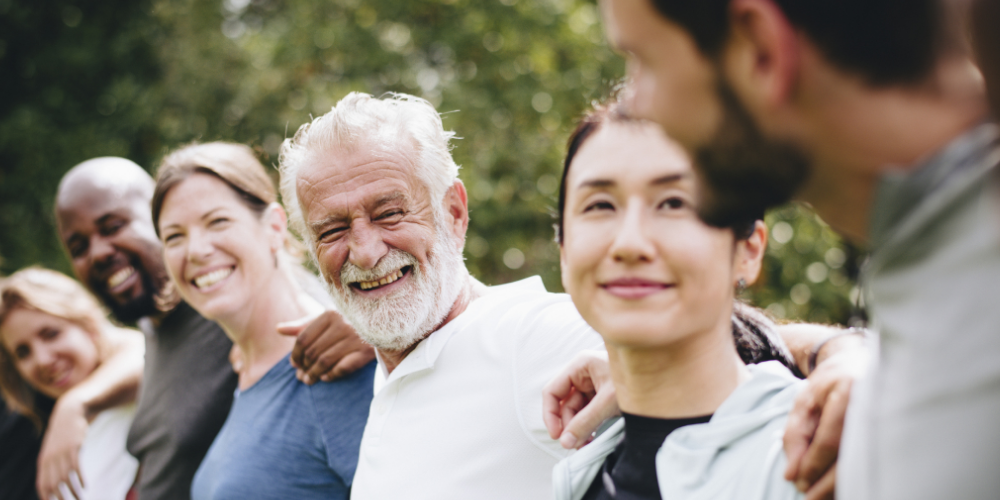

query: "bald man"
xmin=52 ymin=157 xmax=373 ymax=500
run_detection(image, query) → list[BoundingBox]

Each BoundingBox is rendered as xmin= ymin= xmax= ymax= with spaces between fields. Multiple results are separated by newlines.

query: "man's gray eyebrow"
xmin=373 ymin=192 xmax=406 ymax=206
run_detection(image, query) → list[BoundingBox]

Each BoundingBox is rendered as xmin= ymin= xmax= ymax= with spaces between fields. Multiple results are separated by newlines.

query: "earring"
xmin=736 ymin=278 xmax=747 ymax=292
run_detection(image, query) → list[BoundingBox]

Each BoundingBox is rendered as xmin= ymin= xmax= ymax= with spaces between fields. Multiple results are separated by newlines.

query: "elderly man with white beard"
xmin=277 ymin=92 xmax=605 ymax=499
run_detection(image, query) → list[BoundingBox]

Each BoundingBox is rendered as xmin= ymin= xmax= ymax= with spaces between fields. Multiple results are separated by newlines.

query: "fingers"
xmin=805 ymin=464 xmax=836 ymax=500
xmin=311 ymin=347 xmax=376 ymax=383
xmin=295 ymin=312 xmax=373 ymax=384
xmin=797 ymin=380 xmax=850 ymax=490
xmin=38 ymin=452 xmax=75 ymax=500
xmin=542 ymin=354 xmax=601 ymax=440
xmin=783 ymin=387 xmax=820 ymax=481
xmin=287 ymin=312 xmax=335 ymax=373
xmin=542 ymin=378 xmax=574 ymax=440
xmin=559 ymin=382 xmax=618 ymax=449
xmin=298 ymin=332 xmax=344 ymax=384
xmin=276 ymin=313 xmax=317 ymax=336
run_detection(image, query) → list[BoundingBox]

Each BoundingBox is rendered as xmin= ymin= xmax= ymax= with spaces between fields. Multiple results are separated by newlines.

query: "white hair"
xmin=278 ymin=92 xmax=460 ymax=245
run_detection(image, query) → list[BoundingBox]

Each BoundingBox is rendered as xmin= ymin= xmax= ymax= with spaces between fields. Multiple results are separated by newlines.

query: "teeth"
xmin=193 ymin=267 xmax=233 ymax=289
xmin=107 ymin=267 xmax=135 ymax=289
xmin=357 ymin=269 xmax=404 ymax=291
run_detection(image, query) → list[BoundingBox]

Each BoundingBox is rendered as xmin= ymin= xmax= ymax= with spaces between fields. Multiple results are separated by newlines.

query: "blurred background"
xmin=0 ymin=0 xmax=862 ymax=325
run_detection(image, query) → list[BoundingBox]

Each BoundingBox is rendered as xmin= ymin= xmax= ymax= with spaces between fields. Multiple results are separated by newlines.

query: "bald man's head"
xmin=56 ymin=157 xmax=168 ymax=322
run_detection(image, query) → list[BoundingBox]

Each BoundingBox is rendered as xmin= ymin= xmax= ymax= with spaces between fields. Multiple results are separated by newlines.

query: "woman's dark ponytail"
xmin=731 ymin=301 xmax=804 ymax=378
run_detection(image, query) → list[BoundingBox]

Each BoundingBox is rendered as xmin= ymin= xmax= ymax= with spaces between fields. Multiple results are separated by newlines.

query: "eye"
xmin=40 ymin=327 xmax=59 ymax=340
xmin=13 ymin=345 xmax=30 ymax=360
xmin=318 ymin=226 xmax=347 ymax=243
xmin=99 ymin=218 xmax=126 ymax=237
xmin=209 ymin=217 xmax=229 ymax=226
xmin=583 ymin=201 xmax=614 ymax=213
xmin=162 ymin=232 xmax=183 ymax=245
xmin=67 ymin=240 xmax=88 ymax=258
xmin=659 ymin=196 xmax=686 ymax=210
xmin=374 ymin=210 xmax=403 ymax=222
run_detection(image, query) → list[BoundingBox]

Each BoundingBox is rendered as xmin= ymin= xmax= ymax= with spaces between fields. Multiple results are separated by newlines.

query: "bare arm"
xmin=38 ymin=327 xmax=144 ymax=500
xmin=776 ymin=323 xmax=866 ymax=377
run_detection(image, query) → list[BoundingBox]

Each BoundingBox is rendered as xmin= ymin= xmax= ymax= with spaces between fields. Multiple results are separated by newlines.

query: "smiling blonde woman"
xmin=0 ymin=268 xmax=141 ymax=500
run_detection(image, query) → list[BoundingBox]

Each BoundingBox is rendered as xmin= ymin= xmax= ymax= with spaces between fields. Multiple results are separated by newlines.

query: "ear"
xmin=734 ymin=220 xmax=767 ymax=286
xmin=441 ymin=180 xmax=470 ymax=249
xmin=262 ymin=203 xmax=288 ymax=253
xmin=723 ymin=0 xmax=800 ymax=109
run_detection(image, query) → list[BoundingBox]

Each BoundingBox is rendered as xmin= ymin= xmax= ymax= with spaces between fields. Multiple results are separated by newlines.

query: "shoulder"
xmin=305 ymin=361 xmax=376 ymax=419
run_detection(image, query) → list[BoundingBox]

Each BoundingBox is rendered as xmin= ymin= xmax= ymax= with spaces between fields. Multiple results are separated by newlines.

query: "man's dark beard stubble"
xmin=90 ymin=263 xmax=161 ymax=324
xmin=693 ymin=80 xmax=812 ymax=230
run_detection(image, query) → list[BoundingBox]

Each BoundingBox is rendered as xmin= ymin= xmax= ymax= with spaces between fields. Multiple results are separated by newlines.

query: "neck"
xmin=607 ymin=315 xmax=749 ymax=418
xmin=216 ymin=267 xmax=316 ymax=390
xmin=794 ymin=56 xmax=988 ymax=243
xmin=378 ymin=274 xmax=487 ymax=374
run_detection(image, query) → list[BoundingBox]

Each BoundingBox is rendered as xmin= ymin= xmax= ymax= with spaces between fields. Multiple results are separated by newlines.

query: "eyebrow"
xmin=160 ymin=207 xmax=227 ymax=233
xmin=577 ymin=173 xmax=687 ymax=190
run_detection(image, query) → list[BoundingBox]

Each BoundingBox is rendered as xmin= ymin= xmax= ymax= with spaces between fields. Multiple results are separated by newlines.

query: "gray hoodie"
xmin=552 ymin=361 xmax=805 ymax=500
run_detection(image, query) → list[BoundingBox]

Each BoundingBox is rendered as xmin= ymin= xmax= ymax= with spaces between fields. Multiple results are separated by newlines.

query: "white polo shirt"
xmin=350 ymin=276 xmax=604 ymax=500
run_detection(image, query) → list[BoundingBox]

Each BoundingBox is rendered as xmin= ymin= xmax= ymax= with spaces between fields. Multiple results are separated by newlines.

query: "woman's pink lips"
xmin=600 ymin=278 xmax=673 ymax=299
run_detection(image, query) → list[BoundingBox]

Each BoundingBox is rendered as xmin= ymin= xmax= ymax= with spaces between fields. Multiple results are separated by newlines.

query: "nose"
xmin=31 ymin=343 xmax=57 ymax=372
xmin=90 ymin=235 xmax=116 ymax=267
xmin=185 ymin=229 xmax=215 ymax=262
xmin=346 ymin=220 xmax=389 ymax=270
xmin=610 ymin=200 xmax=655 ymax=265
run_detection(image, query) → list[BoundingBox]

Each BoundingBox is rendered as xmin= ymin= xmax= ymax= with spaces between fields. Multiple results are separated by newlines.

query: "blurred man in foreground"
xmin=598 ymin=0 xmax=999 ymax=499
xmin=53 ymin=157 xmax=373 ymax=499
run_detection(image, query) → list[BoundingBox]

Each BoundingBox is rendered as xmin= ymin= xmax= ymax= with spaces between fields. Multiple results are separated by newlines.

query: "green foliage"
xmin=0 ymin=0 xmax=858 ymax=324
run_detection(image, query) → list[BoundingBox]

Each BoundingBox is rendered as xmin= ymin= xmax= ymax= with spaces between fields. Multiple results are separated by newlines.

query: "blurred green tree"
xmin=0 ymin=0 xmax=859 ymax=325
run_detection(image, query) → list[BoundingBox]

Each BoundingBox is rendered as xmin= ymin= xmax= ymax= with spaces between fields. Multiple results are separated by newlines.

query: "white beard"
xmin=322 ymin=220 xmax=466 ymax=352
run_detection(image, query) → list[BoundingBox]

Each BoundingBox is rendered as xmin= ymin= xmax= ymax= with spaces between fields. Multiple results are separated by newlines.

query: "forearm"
xmin=777 ymin=323 xmax=867 ymax=376
xmin=64 ymin=329 xmax=144 ymax=418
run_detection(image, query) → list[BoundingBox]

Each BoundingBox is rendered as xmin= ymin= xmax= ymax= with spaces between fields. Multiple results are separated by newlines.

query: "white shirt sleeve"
xmin=509 ymin=296 xmax=605 ymax=459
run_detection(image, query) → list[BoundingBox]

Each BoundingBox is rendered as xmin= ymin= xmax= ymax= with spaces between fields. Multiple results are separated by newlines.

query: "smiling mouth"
xmin=192 ymin=267 xmax=234 ymax=290
xmin=351 ymin=266 xmax=411 ymax=291
xmin=107 ymin=266 xmax=136 ymax=289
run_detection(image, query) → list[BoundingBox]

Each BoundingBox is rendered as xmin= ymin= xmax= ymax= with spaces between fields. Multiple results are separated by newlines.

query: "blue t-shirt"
xmin=191 ymin=355 xmax=375 ymax=500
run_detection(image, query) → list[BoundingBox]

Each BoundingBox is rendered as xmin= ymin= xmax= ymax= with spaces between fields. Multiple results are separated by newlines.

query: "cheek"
xmin=163 ymin=247 xmax=186 ymax=284
xmin=670 ymin=235 xmax=735 ymax=313
xmin=315 ymin=244 xmax=349 ymax=285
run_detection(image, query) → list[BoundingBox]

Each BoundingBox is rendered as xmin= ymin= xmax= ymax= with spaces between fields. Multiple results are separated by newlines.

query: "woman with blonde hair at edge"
xmin=0 ymin=267 xmax=141 ymax=500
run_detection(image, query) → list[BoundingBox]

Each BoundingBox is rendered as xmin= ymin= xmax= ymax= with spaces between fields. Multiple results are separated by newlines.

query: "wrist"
xmin=57 ymin=387 xmax=93 ymax=421
xmin=807 ymin=328 xmax=867 ymax=375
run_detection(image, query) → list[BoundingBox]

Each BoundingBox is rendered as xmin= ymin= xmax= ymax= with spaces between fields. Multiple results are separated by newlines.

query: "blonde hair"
xmin=0 ymin=268 xmax=111 ymax=428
